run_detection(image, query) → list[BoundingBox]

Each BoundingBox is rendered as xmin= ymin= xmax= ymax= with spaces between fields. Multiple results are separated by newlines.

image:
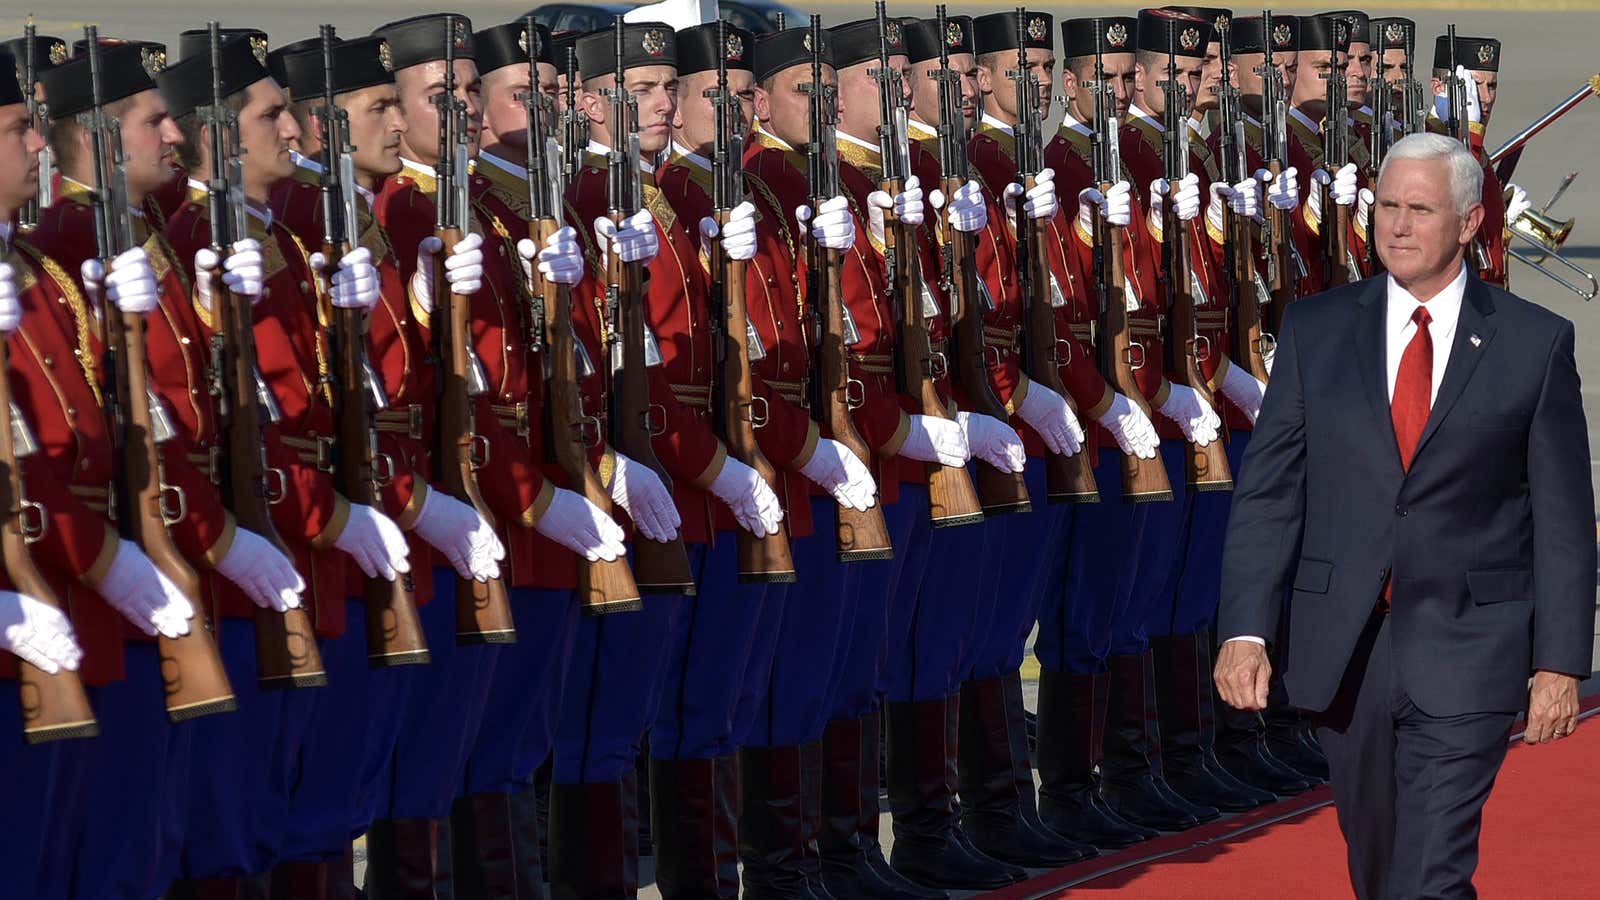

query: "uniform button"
xmin=781 ymin=362 xmax=791 ymax=374
xmin=766 ymin=276 xmax=776 ymax=286
xmin=81 ymin=459 xmax=91 ymax=471
xmin=180 ymin=336 xmax=191 ymax=345
xmin=42 ymin=355 xmax=53 ymax=368
xmin=65 ymin=407 xmax=75 ymax=419
xmin=300 ymin=281 xmax=310 ymax=293
xmin=191 ymin=387 xmax=201 ymax=396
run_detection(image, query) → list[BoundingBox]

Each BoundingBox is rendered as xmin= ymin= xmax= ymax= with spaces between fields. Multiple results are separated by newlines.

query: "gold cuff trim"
xmin=396 ymin=481 xmax=430 ymax=531
xmin=879 ymin=410 xmax=912 ymax=458
xmin=690 ymin=442 xmax=731 ymax=490
xmin=1205 ymin=215 xmax=1227 ymax=247
xmin=1005 ymin=374 xmax=1032 ymax=417
xmin=310 ymin=495 xmax=352 ymax=551
xmin=84 ymin=527 xmax=121 ymax=589
xmin=519 ymin=478 xmax=558 ymax=530
xmin=1303 ymin=202 xmax=1322 ymax=237
xmin=599 ymin=445 xmax=618 ymax=491
xmin=1083 ymin=384 xmax=1116 ymax=423
xmin=203 ymin=514 xmax=239 ymax=568
xmin=1207 ymin=355 xmax=1233 ymax=393
xmin=1073 ymin=217 xmax=1095 ymax=247
xmin=796 ymin=421 xmax=821 ymax=470
xmin=1151 ymin=379 xmax=1173 ymax=411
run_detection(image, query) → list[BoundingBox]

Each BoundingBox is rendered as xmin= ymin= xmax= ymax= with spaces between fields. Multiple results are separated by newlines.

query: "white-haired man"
xmin=1214 ymin=132 xmax=1594 ymax=899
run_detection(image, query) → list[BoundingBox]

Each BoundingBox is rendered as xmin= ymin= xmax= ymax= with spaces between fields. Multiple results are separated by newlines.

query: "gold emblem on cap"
xmin=1477 ymin=43 xmax=1495 ymax=65
xmin=1272 ymin=23 xmax=1292 ymax=47
xmin=378 ymin=40 xmax=393 ymax=72
xmin=141 ymin=46 xmax=166 ymax=75
xmin=1027 ymin=16 xmax=1046 ymax=42
xmin=642 ymin=28 xmax=666 ymax=56
xmin=726 ymin=32 xmax=744 ymax=61
xmin=250 ymin=35 xmax=268 ymax=65
xmin=1215 ymin=14 xmax=1230 ymax=33
xmin=1384 ymin=23 xmax=1405 ymax=43
xmin=453 ymin=19 xmax=469 ymax=50
xmin=945 ymin=21 xmax=962 ymax=47
xmin=48 ymin=40 xmax=67 ymax=65
xmin=519 ymin=28 xmax=529 ymax=54
xmin=1334 ymin=21 xmax=1348 ymax=45
xmin=885 ymin=21 xmax=902 ymax=46
xmin=1107 ymin=22 xmax=1129 ymax=48
xmin=1179 ymin=27 xmax=1201 ymax=51
xmin=803 ymin=32 xmax=813 ymax=51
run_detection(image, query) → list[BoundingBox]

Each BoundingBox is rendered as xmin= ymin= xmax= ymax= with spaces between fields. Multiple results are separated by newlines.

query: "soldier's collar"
xmin=57 ymin=176 xmax=95 ymax=206
xmin=185 ymin=177 xmax=273 ymax=231
xmin=1058 ymin=111 xmax=1092 ymax=137
xmin=979 ymin=112 xmax=1014 ymax=137
xmin=585 ymin=139 xmax=659 ymax=175
xmin=836 ymin=129 xmax=879 ymax=156
xmin=477 ymin=149 xmax=525 ymax=179
xmin=400 ymin=157 xmax=436 ymax=180
xmin=752 ymin=123 xmax=793 ymax=151
xmin=669 ymin=140 xmax=712 ymax=174
xmin=1128 ymin=104 xmax=1161 ymax=133
xmin=907 ymin=118 xmax=937 ymax=140
xmin=1288 ymin=105 xmax=1319 ymax=133
xmin=291 ymin=150 xmax=325 ymax=176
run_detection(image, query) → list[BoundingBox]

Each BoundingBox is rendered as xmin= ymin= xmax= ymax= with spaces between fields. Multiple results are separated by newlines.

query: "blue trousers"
xmin=875 ymin=484 xmax=938 ymax=698
xmin=553 ymin=561 xmax=685 ymax=783
xmin=0 ymin=677 xmax=86 ymax=899
xmin=380 ymin=569 xmax=501 ymax=820
xmin=1110 ymin=439 xmax=1190 ymax=657
xmin=1154 ymin=429 xmax=1251 ymax=638
xmin=463 ymin=587 xmax=579 ymax=795
xmin=886 ymin=493 xmax=989 ymax=702
xmin=745 ymin=498 xmax=856 ymax=747
xmin=69 ymin=643 xmax=182 ymax=899
xmin=652 ymin=538 xmax=773 ymax=760
xmin=968 ymin=459 xmax=1073 ymax=680
xmin=824 ymin=487 xmax=924 ymax=721
xmin=1036 ymin=447 xmax=1149 ymax=674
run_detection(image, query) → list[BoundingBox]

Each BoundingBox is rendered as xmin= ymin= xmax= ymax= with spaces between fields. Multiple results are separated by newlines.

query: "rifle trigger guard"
xmin=1191 ymin=334 xmax=1212 ymax=363
xmin=19 ymin=499 xmax=47 ymax=544
xmin=1125 ymin=341 xmax=1148 ymax=370
xmin=470 ymin=434 xmax=492 ymax=470
xmin=158 ymin=483 xmax=188 ymax=526
xmin=578 ymin=415 xmax=603 ymax=449
xmin=263 ymin=468 xmax=288 ymax=506
xmin=1053 ymin=338 xmax=1073 ymax=367
xmin=371 ymin=452 xmax=396 ymax=487
xmin=844 ymin=377 xmax=866 ymax=410
xmin=927 ymin=351 xmax=948 ymax=380
xmin=747 ymin=396 xmax=770 ymax=429
xmin=1257 ymin=332 xmax=1278 ymax=358
xmin=645 ymin=404 xmax=668 ymax=437
xmin=982 ymin=344 xmax=1003 ymax=370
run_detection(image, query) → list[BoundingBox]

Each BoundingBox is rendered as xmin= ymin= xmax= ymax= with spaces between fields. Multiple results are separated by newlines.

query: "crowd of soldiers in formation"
xmin=0 ymin=3 xmax=1530 ymax=899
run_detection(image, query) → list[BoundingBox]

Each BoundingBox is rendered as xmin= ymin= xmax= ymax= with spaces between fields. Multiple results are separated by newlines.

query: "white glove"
xmin=1015 ymin=383 xmax=1084 ymax=457
xmin=1157 ymin=382 xmax=1222 ymax=446
xmin=707 ymin=458 xmax=784 ymax=537
xmin=899 ymin=414 xmax=970 ymax=467
xmin=1096 ymin=392 xmax=1160 ymax=459
xmin=195 ymin=240 xmax=265 ymax=310
xmin=1206 ymin=181 xmax=1238 ymax=235
xmin=1309 ymin=163 xmax=1358 ymax=223
xmin=0 ymin=591 xmax=82 ymax=674
xmin=519 ymin=226 xmax=586 ymax=286
xmin=411 ymin=490 xmax=506 ymax=582
xmin=103 ymin=247 xmax=162 ymax=314
xmin=0 ymin=262 xmax=22 ymax=333
xmin=609 ymin=452 xmax=681 ymax=544
xmin=213 ymin=527 xmax=305 ymax=613
xmin=1259 ymin=166 xmax=1300 ymax=211
xmin=593 ymin=209 xmax=660 ymax=266
xmin=95 ymin=539 xmax=195 ymax=639
xmin=539 ymin=486 xmax=630 ymax=561
xmin=409 ymin=233 xmax=486 ymax=312
xmin=1228 ymin=177 xmax=1261 ymax=219
xmin=699 ymin=201 xmax=758 ymax=262
xmin=334 ymin=503 xmax=412 ymax=582
xmin=797 ymin=437 xmax=878 ymax=511
xmin=1004 ymin=167 xmax=1059 ymax=222
xmin=1078 ymin=180 xmax=1132 ymax=233
xmin=1218 ymin=362 xmax=1267 ymax=425
xmin=1169 ymin=173 xmax=1202 ymax=221
xmin=798 ymin=197 xmax=857 ymax=251
xmin=1434 ymin=65 xmax=1482 ymax=124
xmin=866 ymin=176 xmax=925 ymax=243
xmin=330 ymin=247 xmax=380 ymax=310
xmin=934 ymin=180 xmax=988 ymax=233
xmin=956 ymin=411 xmax=1025 ymax=474
xmin=1505 ymin=184 xmax=1531 ymax=223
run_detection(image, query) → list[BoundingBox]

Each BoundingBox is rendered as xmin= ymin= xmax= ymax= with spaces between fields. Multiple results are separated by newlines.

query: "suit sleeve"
xmin=1217 ymin=303 xmax=1309 ymax=644
xmin=1527 ymin=320 xmax=1597 ymax=678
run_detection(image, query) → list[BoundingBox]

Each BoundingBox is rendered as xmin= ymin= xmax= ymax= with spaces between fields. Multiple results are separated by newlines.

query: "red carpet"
xmin=986 ymin=700 xmax=1600 ymax=898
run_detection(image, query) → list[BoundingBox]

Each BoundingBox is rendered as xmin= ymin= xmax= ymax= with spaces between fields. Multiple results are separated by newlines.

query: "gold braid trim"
xmin=279 ymin=226 xmax=333 ymax=406
xmin=16 ymin=243 xmax=101 ymax=405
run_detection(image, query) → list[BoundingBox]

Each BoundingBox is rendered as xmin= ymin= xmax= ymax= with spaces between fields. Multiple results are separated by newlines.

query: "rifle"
xmin=1320 ymin=35 xmax=1353 ymax=288
xmin=1443 ymin=25 xmax=1492 ymax=274
xmin=20 ymin=17 xmax=53 ymax=228
xmin=1085 ymin=24 xmax=1171 ymax=503
xmin=317 ymin=27 xmax=430 ymax=665
xmin=1217 ymin=21 xmax=1270 ymax=383
xmin=0 ymin=301 xmax=96 ymax=741
xmin=1158 ymin=26 xmax=1231 ymax=493
xmin=706 ymin=21 xmax=798 ymax=580
xmin=1008 ymin=8 xmax=1098 ymax=504
xmin=802 ymin=14 xmax=893 ymax=560
xmin=1397 ymin=24 xmax=1429 ymax=136
xmin=525 ymin=18 xmax=642 ymax=611
xmin=873 ymin=2 xmax=982 ymax=528
xmin=431 ymin=16 xmax=519 ymax=638
xmin=931 ymin=5 xmax=1029 ymax=516
xmin=85 ymin=26 xmax=240 ymax=711
xmin=1258 ymin=9 xmax=1301 ymax=340
xmin=601 ymin=17 xmax=695 ymax=593
xmin=200 ymin=23 xmax=328 ymax=687
xmin=1368 ymin=23 xmax=1390 ymax=273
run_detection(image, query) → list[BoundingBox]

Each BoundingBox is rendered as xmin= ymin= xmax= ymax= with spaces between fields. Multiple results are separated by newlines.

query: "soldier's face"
xmin=1134 ymin=53 xmax=1201 ymax=118
xmin=340 ymin=84 xmax=407 ymax=183
xmin=977 ymin=47 xmax=1053 ymax=122
xmin=1194 ymin=42 xmax=1231 ymax=112
xmin=1063 ymin=55 xmax=1134 ymax=124
xmin=0 ymin=104 xmax=45 ymax=214
xmin=1288 ymin=49 xmax=1337 ymax=108
xmin=1378 ymin=48 xmax=1409 ymax=87
xmin=236 ymin=78 xmax=300 ymax=194
xmin=624 ymin=65 xmax=681 ymax=155
xmin=1374 ymin=156 xmax=1483 ymax=286
xmin=1233 ymin=52 xmax=1266 ymax=98
xmin=1345 ymin=41 xmax=1371 ymax=106
xmin=909 ymin=53 xmax=980 ymax=130
xmin=116 ymin=90 xmax=184 ymax=201
xmin=674 ymin=68 xmax=754 ymax=155
xmin=395 ymin=59 xmax=484 ymax=165
xmin=480 ymin=62 xmax=559 ymax=157
xmin=753 ymin=64 xmax=838 ymax=149
xmin=834 ymin=54 xmax=909 ymax=141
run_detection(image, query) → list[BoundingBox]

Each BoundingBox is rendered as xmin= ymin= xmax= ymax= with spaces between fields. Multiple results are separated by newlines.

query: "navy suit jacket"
xmin=1218 ymin=271 xmax=1596 ymax=716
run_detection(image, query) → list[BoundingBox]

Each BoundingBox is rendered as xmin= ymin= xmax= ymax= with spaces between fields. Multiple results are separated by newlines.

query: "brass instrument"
xmin=1504 ymin=178 xmax=1596 ymax=301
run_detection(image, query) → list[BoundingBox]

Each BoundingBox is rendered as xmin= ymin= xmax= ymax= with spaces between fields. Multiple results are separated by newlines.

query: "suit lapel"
xmin=1412 ymin=275 xmax=1497 ymax=462
xmin=1352 ymin=277 xmax=1400 ymax=470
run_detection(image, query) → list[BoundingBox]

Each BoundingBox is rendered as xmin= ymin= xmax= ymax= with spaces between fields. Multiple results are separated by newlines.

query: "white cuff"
xmin=1225 ymin=635 xmax=1267 ymax=646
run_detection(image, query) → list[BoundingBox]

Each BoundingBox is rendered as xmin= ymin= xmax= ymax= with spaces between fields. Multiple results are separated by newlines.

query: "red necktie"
xmin=1391 ymin=306 xmax=1434 ymax=472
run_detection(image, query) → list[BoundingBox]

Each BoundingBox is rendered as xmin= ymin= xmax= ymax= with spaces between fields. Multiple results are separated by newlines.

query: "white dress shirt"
xmin=1227 ymin=263 xmax=1469 ymax=649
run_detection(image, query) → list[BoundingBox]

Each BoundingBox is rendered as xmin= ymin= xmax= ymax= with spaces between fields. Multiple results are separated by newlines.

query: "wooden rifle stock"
xmin=1228 ymin=207 xmax=1271 ymax=383
xmin=941 ymin=174 xmax=1029 ymax=515
xmin=0 ymin=342 xmax=97 ymax=742
xmin=1263 ymin=160 xmax=1298 ymax=339
xmin=1328 ymin=202 xmax=1352 ymax=288
xmin=608 ymin=234 xmax=696 ymax=594
xmin=212 ymin=268 xmax=328 ymax=686
xmin=1096 ymin=215 xmax=1173 ymax=503
xmin=434 ymin=227 xmax=517 ymax=641
xmin=1163 ymin=211 xmax=1233 ymax=493
xmin=533 ymin=217 xmax=642 ymax=612
xmin=712 ymin=212 xmax=797 ymax=582
xmin=1019 ymin=206 xmax=1098 ymax=504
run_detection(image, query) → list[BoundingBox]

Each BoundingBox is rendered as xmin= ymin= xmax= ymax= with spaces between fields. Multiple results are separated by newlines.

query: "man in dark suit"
xmin=1214 ymin=131 xmax=1595 ymax=899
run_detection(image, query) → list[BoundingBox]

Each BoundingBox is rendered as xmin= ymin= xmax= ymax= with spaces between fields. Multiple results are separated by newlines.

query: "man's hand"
xmin=1214 ymin=639 xmax=1272 ymax=711
xmin=1523 ymin=670 xmax=1580 ymax=744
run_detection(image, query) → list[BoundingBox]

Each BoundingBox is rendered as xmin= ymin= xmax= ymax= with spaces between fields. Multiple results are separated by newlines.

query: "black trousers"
xmin=1313 ymin=613 xmax=1516 ymax=900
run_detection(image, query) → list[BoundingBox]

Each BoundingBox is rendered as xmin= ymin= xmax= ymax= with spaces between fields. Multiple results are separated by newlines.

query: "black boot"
xmin=1099 ymin=652 xmax=1217 ymax=832
xmin=814 ymin=718 xmax=939 ymax=900
xmin=1000 ymin=671 xmax=1098 ymax=862
xmin=738 ymin=746 xmax=809 ymax=898
xmin=509 ymin=781 xmax=547 ymax=900
xmin=1035 ymin=670 xmax=1153 ymax=849
xmin=364 ymin=817 xmax=440 ymax=900
xmin=452 ymin=793 xmax=519 ymax=900
xmin=1154 ymin=635 xmax=1275 ymax=813
xmin=1213 ymin=702 xmax=1317 ymax=797
xmin=942 ymin=693 xmax=1028 ymax=883
xmin=797 ymin=741 xmax=839 ymax=899
xmin=713 ymin=754 xmax=742 ymax=899
xmin=632 ymin=748 xmax=654 ymax=858
xmin=650 ymin=757 xmax=738 ymax=899
xmin=547 ymin=781 xmax=629 ymax=900
xmin=956 ymin=677 xmax=1093 ymax=868
xmin=884 ymin=699 xmax=1017 ymax=891
xmin=1265 ymin=713 xmax=1331 ymax=783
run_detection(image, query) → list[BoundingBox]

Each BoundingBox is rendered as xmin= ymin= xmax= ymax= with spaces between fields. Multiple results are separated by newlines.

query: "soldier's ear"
xmin=753 ymin=86 xmax=772 ymax=123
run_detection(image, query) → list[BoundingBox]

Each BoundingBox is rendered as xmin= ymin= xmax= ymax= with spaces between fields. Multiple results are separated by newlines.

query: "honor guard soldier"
xmin=1284 ymin=15 xmax=1361 ymax=291
xmin=1430 ymin=33 xmax=1519 ymax=290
